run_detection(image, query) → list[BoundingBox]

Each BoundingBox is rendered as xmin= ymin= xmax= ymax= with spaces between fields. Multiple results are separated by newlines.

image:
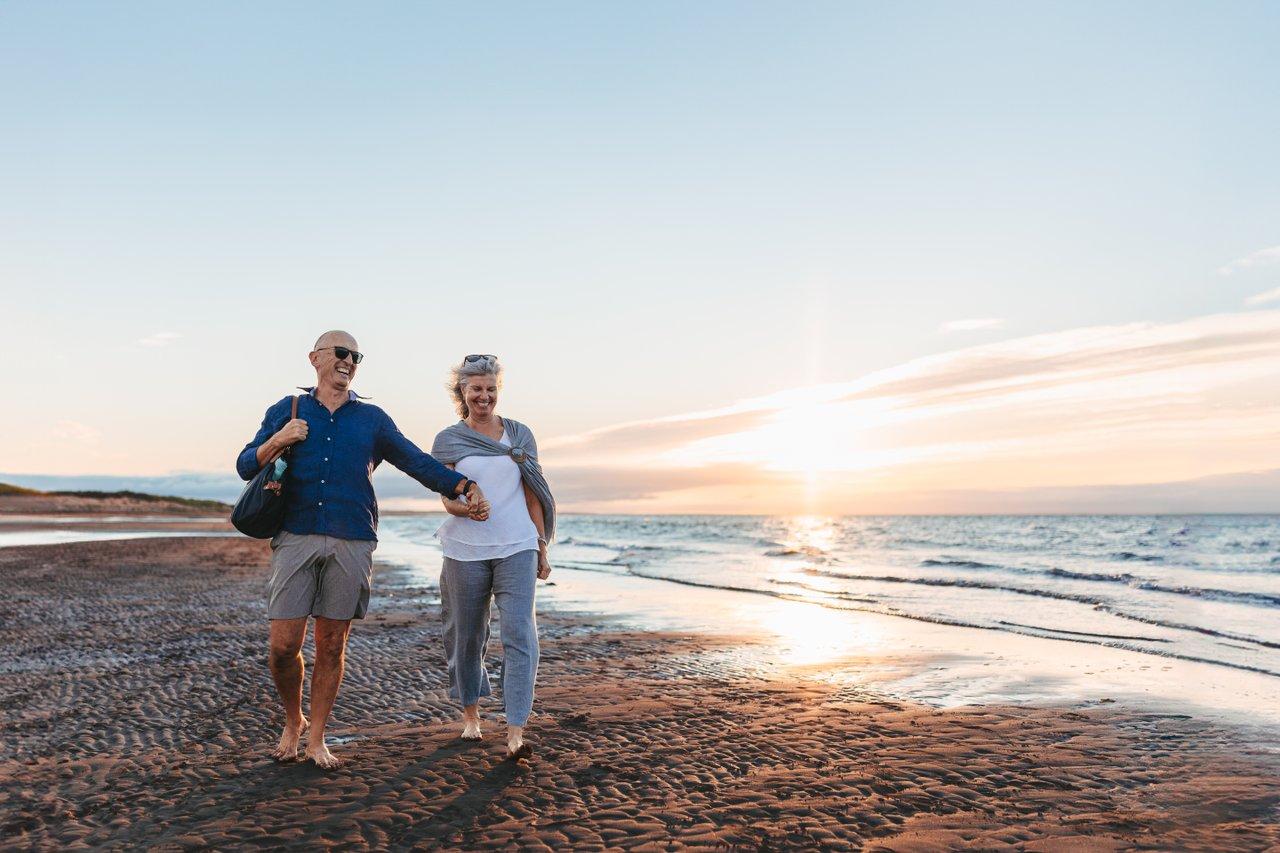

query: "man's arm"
xmin=440 ymin=463 xmax=471 ymax=518
xmin=236 ymin=399 xmax=307 ymax=480
xmin=377 ymin=415 xmax=468 ymax=497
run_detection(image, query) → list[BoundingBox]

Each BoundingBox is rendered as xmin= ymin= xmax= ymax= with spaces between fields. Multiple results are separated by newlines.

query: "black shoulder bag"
xmin=230 ymin=395 xmax=299 ymax=539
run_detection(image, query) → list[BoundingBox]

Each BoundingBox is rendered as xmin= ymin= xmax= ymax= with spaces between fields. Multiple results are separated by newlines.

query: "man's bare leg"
xmin=268 ymin=617 xmax=310 ymax=761
xmin=461 ymin=704 xmax=482 ymax=740
xmin=305 ymin=617 xmax=351 ymax=769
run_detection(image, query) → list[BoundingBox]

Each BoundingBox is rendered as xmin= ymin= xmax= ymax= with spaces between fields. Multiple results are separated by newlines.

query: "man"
xmin=236 ymin=330 xmax=488 ymax=768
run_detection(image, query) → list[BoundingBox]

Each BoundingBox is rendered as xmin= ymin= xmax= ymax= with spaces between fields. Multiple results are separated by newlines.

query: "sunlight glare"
xmin=755 ymin=598 xmax=885 ymax=667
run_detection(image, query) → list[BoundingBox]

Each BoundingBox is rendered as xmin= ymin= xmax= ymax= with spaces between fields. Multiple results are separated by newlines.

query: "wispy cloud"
xmin=1218 ymin=245 xmax=1280 ymax=276
xmin=137 ymin=331 xmax=182 ymax=348
xmin=18 ymin=420 xmax=131 ymax=471
xmin=542 ymin=309 xmax=1280 ymax=512
xmin=544 ymin=409 xmax=774 ymax=456
xmin=1244 ymin=287 xmax=1280 ymax=306
xmin=938 ymin=318 xmax=1005 ymax=332
xmin=50 ymin=420 xmax=101 ymax=446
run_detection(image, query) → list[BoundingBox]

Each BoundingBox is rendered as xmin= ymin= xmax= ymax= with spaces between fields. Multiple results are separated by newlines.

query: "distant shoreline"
xmin=7 ymin=489 xmax=1278 ymax=521
xmin=384 ymin=509 xmax=1280 ymax=517
xmin=6 ymin=475 xmax=1280 ymax=517
xmin=0 ymin=482 xmax=231 ymax=516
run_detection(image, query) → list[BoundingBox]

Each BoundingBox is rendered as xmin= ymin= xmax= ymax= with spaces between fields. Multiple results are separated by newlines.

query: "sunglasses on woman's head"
xmin=318 ymin=346 xmax=364 ymax=364
xmin=463 ymin=354 xmax=497 ymax=365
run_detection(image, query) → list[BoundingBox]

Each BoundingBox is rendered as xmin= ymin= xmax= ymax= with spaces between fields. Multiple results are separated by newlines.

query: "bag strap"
xmin=284 ymin=394 xmax=300 ymax=457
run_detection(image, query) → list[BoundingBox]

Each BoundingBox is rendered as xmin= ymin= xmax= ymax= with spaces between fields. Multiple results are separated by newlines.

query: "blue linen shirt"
xmin=236 ymin=388 xmax=464 ymax=542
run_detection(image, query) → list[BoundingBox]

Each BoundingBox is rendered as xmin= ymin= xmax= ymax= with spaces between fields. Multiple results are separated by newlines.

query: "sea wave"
xmin=797 ymin=567 xmax=1280 ymax=650
xmin=920 ymin=558 xmax=1005 ymax=570
xmin=995 ymin=619 xmax=1171 ymax=643
xmin=594 ymin=565 xmax=1280 ymax=678
xmin=559 ymin=537 xmax=692 ymax=556
xmin=916 ymin=559 xmax=1279 ymax=608
xmin=1041 ymin=568 xmax=1280 ymax=608
xmin=764 ymin=546 xmax=832 ymax=561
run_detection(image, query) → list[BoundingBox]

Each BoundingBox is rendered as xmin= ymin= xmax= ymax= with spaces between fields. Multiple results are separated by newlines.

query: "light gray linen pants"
xmin=439 ymin=549 xmax=540 ymax=727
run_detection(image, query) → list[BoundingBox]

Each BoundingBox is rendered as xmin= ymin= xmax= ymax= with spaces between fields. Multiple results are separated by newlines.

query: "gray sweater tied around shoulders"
xmin=430 ymin=417 xmax=556 ymax=545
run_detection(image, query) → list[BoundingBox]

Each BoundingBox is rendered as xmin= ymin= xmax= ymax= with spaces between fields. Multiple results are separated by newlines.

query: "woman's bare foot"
xmin=305 ymin=739 xmax=342 ymax=770
xmin=461 ymin=705 xmax=482 ymax=741
xmin=271 ymin=717 xmax=309 ymax=762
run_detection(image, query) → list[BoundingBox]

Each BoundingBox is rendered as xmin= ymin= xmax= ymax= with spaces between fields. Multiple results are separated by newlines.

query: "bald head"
xmin=309 ymin=330 xmax=361 ymax=395
xmin=313 ymin=330 xmax=358 ymax=352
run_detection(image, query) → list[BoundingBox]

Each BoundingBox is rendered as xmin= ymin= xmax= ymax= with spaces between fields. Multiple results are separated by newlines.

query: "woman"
xmin=431 ymin=354 xmax=555 ymax=761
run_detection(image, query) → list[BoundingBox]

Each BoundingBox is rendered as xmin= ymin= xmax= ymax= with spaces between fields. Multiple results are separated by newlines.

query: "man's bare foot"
xmin=271 ymin=717 xmax=309 ymax=762
xmin=305 ymin=740 xmax=341 ymax=770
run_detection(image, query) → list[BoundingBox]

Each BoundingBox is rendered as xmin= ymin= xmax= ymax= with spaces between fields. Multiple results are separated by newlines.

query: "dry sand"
xmin=0 ymin=534 xmax=1277 ymax=851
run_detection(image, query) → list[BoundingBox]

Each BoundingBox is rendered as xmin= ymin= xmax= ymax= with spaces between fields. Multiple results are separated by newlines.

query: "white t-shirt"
xmin=435 ymin=430 xmax=539 ymax=561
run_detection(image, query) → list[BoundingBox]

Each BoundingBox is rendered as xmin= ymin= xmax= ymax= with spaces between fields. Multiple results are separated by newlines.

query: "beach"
xmin=9 ymin=0 xmax=1280 ymax=848
xmin=2 ymin=522 xmax=1278 ymax=850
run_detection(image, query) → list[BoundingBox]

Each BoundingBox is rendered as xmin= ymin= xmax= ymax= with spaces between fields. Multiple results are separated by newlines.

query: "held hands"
xmin=464 ymin=483 xmax=490 ymax=521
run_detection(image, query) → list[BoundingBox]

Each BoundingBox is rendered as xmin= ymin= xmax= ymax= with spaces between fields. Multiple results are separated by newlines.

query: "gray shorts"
xmin=267 ymin=531 xmax=377 ymax=621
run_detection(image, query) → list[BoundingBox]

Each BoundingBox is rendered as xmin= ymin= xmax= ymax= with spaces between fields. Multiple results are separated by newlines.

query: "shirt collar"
xmin=297 ymin=386 xmax=369 ymax=401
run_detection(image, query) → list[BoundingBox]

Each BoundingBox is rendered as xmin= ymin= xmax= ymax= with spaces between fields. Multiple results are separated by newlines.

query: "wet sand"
xmin=1 ymin=535 xmax=1277 ymax=850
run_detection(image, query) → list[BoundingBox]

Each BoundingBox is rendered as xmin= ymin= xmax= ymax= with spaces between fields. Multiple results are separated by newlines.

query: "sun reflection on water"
xmin=749 ymin=515 xmax=885 ymax=668
xmin=779 ymin=514 xmax=840 ymax=557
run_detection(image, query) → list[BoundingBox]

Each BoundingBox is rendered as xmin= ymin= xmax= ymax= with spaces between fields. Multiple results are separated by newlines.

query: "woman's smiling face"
xmin=462 ymin=374 xmax=499 ymax=418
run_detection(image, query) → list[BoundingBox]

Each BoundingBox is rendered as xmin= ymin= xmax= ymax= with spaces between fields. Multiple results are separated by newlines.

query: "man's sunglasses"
xmin=317 ymin=346 xmax=364 ymax=364
xmin=463 ymin=353 xmax=497 ymax=365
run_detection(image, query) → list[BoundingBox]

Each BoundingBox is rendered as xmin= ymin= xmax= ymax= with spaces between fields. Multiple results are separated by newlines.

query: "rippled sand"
xmin=0 ymin=536 xmax=1276 ymax=850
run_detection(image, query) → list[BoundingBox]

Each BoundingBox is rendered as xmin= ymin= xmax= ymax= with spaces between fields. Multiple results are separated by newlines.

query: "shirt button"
xmin=318 ymin=501 xmax=323 ymax=506
xmin=321 ymin=479 xmax=325 ymax=484
xmin=324 ymin=457 xmax=329 ymax=462
xmin=327 ymin=437 xmax=331 ymax=441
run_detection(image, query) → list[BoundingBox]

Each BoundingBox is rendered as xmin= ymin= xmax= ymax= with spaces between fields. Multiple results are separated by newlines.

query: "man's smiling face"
xmin=309 ymin=331 xmax=360 ymax=390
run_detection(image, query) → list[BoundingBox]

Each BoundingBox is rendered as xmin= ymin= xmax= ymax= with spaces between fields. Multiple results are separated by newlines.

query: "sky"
xmin=3 ymin=2 xmax=1279 ymax=513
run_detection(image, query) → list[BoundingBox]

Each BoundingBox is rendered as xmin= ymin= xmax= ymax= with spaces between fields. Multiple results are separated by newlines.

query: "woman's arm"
xmin=523 ymin=481 xmax=551 ymax=579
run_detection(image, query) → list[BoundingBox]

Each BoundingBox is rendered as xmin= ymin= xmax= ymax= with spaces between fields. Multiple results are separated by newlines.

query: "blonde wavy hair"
xmin=447 ymin=356 xmax=503 ymax=419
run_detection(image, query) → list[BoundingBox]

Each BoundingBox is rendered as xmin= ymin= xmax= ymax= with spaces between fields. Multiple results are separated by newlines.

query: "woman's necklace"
xmin=467 ymin=414 xmax=504 ymax=442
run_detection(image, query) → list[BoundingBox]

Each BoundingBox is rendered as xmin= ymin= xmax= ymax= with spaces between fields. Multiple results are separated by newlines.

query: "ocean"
xmin=381 ymin=514 xmax=1280 ymax=682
